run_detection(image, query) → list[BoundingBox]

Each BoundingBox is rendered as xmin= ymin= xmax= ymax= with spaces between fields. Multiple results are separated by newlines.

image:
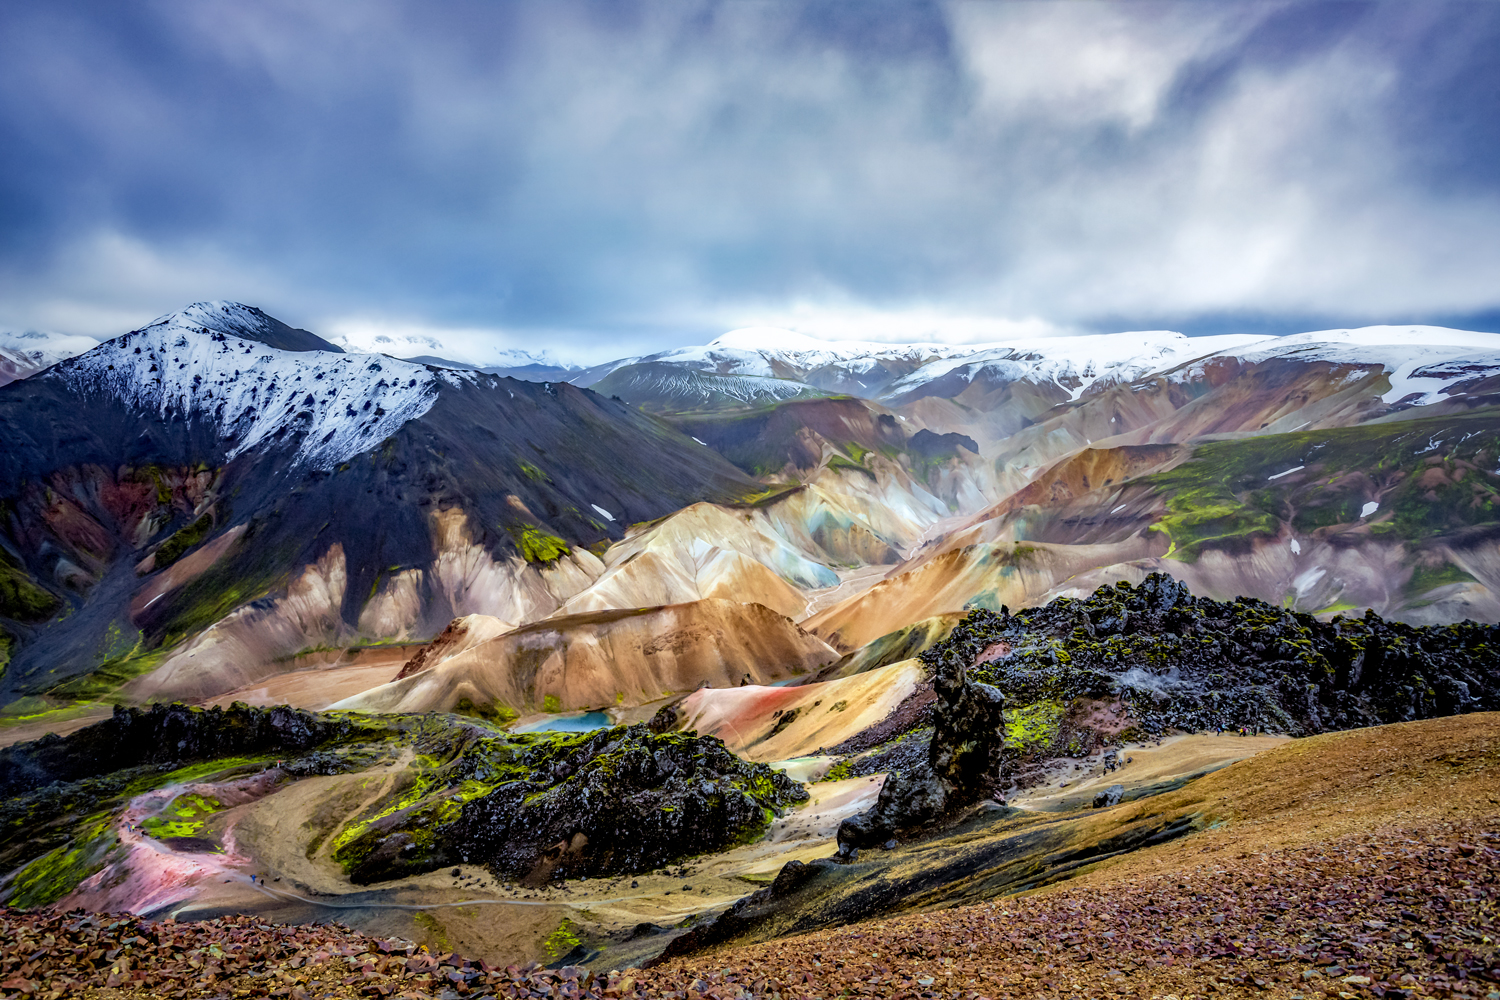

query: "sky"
xmin=2 ymin=0 xmax=1499 ymax=365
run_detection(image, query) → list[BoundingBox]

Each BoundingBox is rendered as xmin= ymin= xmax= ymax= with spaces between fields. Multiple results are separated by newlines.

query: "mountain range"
xmin=1 ymin=300 xmax=1498 ymax=969
xmin=3 ymin=301 xmax=1499 ymax=719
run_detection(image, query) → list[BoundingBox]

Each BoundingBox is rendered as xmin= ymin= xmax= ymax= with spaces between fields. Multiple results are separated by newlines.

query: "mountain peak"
xmin=140 ymin=301 xmax=344 ymax=354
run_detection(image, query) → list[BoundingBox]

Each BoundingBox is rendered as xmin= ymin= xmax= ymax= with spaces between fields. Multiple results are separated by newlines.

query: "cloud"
xmin=0 ymin=0 xmax=1497 ymax=357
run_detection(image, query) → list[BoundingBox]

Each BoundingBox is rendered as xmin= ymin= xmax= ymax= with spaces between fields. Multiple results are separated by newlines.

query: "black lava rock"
xmin=0 ymin=702 xmax=354 ymax=799
xmin=337 ymin=723 xmax=806 ymax=885
xmin=942 ymin=573 xmax=1499 ymax=738
xmin=837 ymin=643 xmax=1006 ymax=851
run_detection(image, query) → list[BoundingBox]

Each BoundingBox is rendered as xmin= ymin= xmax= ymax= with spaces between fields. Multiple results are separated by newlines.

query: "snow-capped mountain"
xmin=1177 ymin=325 xmax=1500 ymax=407
xmin=589 ymin=362 xmax=831 ymax=412
xmin=48 ymin=301 xmax=461 ymax=469
xmin=568 ymin=327 xmax=998 ymax=399
xmin=654 ymin=327 xmax=972 ymax=376
xmin=882 ymin=330 xmax=1273 ymax=404
xmin=328 ymin=326 xmax=576 ymax=372
xmin=0 ymin=329 xmax=104 ymax=387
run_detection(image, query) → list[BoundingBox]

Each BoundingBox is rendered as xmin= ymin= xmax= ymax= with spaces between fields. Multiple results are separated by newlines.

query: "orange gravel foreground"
xmin=4 ymin=714 xmax=1496 ymax=1000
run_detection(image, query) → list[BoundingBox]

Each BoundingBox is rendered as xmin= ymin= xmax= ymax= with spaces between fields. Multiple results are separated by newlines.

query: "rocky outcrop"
xmin=0 ymin=702 xmax=353 ymax=799
xmin=835 ymin=643 xmax=1006 ymax=852
xmin=959 ymin=573 xmax=1500 ymax=737
xmin=332 ymin=723 xmax=807 ymax=885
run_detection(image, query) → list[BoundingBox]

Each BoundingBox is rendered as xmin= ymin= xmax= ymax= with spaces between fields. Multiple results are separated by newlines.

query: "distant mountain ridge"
xmin=3 ymin=302 xmax=1500 ymax=737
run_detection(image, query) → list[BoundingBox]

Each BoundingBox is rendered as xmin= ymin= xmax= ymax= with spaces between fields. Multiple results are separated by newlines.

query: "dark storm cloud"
xmin=1 ymin=0 xmax=1498 ymax=358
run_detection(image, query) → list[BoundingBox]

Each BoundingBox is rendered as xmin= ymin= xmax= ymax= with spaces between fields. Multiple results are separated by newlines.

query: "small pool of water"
xmin=769 ymin=676 xmax=806 ymax=688
xmin=512 ymin=711 xmax=613 ymax=734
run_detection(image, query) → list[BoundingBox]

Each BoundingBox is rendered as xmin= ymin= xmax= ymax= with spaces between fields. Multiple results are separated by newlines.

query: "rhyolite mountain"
xmin=0 ymin=303 xmax=762 ymax=707
xmin=4 ymin=305 xmax=1500 ymax=724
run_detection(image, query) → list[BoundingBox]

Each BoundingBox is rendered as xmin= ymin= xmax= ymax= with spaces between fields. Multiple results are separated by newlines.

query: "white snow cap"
xmin=1194 ymin=325 xmax=1500 ymax=407
xmin=52 ymin=301 xmax=465 ymax=469
xmin=886 ymin=330 xmax=1272 ymax=401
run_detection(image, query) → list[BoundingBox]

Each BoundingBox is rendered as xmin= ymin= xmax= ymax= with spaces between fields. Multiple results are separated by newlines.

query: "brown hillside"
xmin=330 ymin=598 xmax=838 ymax=715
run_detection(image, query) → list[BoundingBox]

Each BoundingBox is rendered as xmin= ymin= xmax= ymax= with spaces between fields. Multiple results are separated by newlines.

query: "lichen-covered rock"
xmin=333 ymin=723 xmax=807 ymax=885
xmin=836 ymin=647 xmax=1005 ymax=851
xmin=947 ymin=573 xmax=1499 ymax=738
xmin=0 ymin=702 xmax=355 ymax=799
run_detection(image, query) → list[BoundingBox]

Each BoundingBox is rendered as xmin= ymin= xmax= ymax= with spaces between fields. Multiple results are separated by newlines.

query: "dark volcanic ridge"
xmin=0 ymin=704 xmax=803 ymax=911
xmin=956 ymin=572 xmax=1499 ymax=737
xmin=816 ymin=572 xmax=1499 ymax=796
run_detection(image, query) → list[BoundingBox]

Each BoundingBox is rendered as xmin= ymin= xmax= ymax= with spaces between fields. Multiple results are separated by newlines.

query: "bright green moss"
xmin=4 ymin=812 xmax=117 ymax=909
xmin=1406 ymin=561 xmax=1476 ymax=597
xmin=542 ymin=918 xmax=582 ymax=961
xmin=507 ymin=525 xmax=571 ymax=564
xmin=517 ymin=461 xmax=550 ymax=483
xmin=542 ymin=694 xmax=562 ymax=713
xmin=141 ymin=791 xmax=224 ymax=839
xmin=1142 ymin=412 xmax=1500 ymax=559
xmin=827 ymin=454 xmax=875 ymax=479
xmin=1004 ymin=699 xmax=1067 ymax=753
xmin=0 ymin=549 xmax=60 ymax=622
xmin=44 ymin=640 xmax=169 ymax=704
xmin=452 ymin=698 xmax=518 ymax=726
xmin=121 ymin=755 xmax=271 ymax=797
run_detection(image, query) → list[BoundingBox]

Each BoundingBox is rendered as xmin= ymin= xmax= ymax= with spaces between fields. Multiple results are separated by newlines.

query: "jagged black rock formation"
xmin=836 ymin=645 xmax=1006 ymax=852
xmin=950 ymin=572 xmax=1500 ymax=737
xmin=0 ymin=702 xmax=353 ymax=800
xmin=334 ymin=723 xmax=808 ymax=885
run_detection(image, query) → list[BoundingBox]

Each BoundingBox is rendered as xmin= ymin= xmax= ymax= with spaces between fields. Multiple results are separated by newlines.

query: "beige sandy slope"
xmin=199 ymin=644 xmax=427 ymax=711
xmin=677 ymin=659 xmax=925 ymax=762
xmin=331 ymin=599 xmax=839 ymax=716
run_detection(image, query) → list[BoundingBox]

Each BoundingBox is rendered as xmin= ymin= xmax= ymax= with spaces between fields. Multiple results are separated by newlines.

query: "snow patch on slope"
xmin=886 ymin=330 xmax=1273 ymax=400
xmin=1203 ymin=326 xmax=1500 ymax=407
xmin=52 ymin=303 xmax=458 ymax=469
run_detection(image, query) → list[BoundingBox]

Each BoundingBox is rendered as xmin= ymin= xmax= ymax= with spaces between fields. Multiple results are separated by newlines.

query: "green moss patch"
xmin=542 ymin=918 xmax=583 ymax=961
xmin=141 ymin=791 xmax=225 ymax=841
xmin=1004 ymin=699 xmax=1067 ymax=753
xmin=1406 ymin=560 xmax=1477 ymax=598
xmin=0 ymin=550 xmax=60 ymax=622
xmin=507 ymin=524 xmax=571 ymax=564
xmin=153 ymin=511 xmax=214 ymax=569
xmin=827 ymin=454 xmax=875 ymax=480
xmin=4 ymin=812 xmax=117 ymax=909
xmin=1143 ymin=411 xmax=1500 ymax=560
xmin=332 ymin=724 xmax=806 ymax=885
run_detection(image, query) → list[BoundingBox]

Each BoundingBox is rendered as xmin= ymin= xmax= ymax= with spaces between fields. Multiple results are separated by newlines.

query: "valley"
xmin=0 ymin=303 xmax=1497 ymax=985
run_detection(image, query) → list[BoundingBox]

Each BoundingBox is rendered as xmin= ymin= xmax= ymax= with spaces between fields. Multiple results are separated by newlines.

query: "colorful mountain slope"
xmin=0 ymin=304 xmax=761 ymax=714
xmin=330 ymin=598 xmax=838 ymax=717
